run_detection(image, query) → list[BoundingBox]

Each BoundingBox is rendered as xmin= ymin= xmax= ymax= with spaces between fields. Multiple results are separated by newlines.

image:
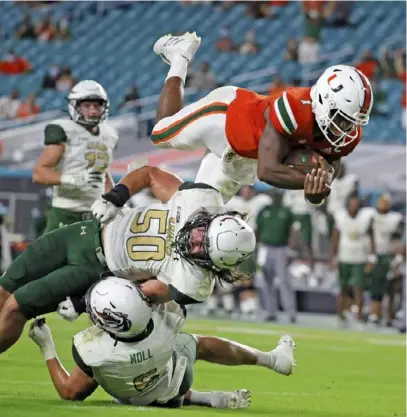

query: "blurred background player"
xmin=327 ymin=163 xmax=359 ymax=215
xmin=330 ymin=194 xmax=376 ymax=326
xmin=368 ymin=194 xmax=404 ymax=325
xmin=283 ymin=189 xmax=314 ymax=267
xmin=255 ymin=189 xmax=297 ymax=323
xmin=32 ymin=80 xmax=118 ymax=234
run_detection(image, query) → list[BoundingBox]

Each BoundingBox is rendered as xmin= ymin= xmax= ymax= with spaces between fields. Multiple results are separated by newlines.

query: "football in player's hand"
xmin=283 ymin=149 xmax=329 ymax=174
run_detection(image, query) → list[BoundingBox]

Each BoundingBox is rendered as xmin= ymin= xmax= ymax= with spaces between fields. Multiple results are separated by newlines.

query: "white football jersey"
xmin=372 ymin=211 xmax=403 ymax=255
xmin=334 ymin=207 xmax=374 ymax=263
xmin=327 ymin=174 xmax=358 ymax=214
xmin=283 ymin=190 xmax=312 ymax=215
xmin=104 ymin=184 xmax=224 ymax=302
xmin=226 ymin=194 xmax=272 ymax=230
xmin=73 ymin=302 xmax=185 ymax=406
xmin=50 ymin=119 xmax=119 ymax=212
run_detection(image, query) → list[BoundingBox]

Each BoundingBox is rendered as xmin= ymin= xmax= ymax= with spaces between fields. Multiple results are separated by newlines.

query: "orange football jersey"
xmin=225 ymin=87 xmax=362 ymax=161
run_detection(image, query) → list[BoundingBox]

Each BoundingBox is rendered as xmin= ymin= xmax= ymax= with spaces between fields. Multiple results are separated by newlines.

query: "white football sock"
xmin=165 ymin=55 xmax=189 ymax=83
xmin=189 ymin=390 xmax=212 ymax=407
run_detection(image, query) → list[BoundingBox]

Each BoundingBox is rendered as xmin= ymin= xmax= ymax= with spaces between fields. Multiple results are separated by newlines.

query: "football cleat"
xmin=270 ymin=335 xmax=296 ymax=376
xmin=153 ymin=32 xmax=201 ymax=65
xmin=210 ymin=389 xmax=252 ymax=409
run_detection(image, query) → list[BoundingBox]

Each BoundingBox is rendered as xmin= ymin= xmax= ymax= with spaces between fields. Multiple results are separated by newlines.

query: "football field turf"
xmin=0 ymin=314 xmax=405 ymax=417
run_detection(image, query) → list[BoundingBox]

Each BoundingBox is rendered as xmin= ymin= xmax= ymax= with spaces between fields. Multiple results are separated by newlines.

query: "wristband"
xmin=305 ymin=197 xmax=325 ymax=207
xmin=102 ymin=184 xmax=130 ymax=207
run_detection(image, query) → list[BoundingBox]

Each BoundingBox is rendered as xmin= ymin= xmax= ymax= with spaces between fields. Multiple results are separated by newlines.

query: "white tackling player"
xmin=33 ymin=80 xmax=118 ymax=234
xmin=330 ymin=194 xmax=376 ymax=325
xmin=30 ymin=277 xmax=296 ymax=409
xmin=89 ymin=166 xmax=255 ymax=305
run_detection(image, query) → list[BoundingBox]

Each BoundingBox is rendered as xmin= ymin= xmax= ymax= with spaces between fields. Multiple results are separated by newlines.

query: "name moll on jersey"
xmin=130 ymin=349 xmax=153 ymax=364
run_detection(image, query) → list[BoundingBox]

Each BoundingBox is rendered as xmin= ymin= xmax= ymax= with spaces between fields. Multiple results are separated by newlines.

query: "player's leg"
xmin=0 ymin=220 xmax=105 ymax=353
xmin=153 ymin=32 xmax=201 ymax=123
xmin=172 ymin=333 xmax=251 ymax=410
xmin=274 ymin=246 xmax=297 ymax=323
xmin=254 ymin=245 xmax=279 ymax=320
xmin=369 ymin=255 xmax=391 ymax=323
xmin=0 ymin=224 xmax=71 ymax=311
xmin=337 ymin=262 xmax=351 ymax=322
xmin=350 ymin=263 xmax=366 ymax=322
xmin=42 ymin=207 xmax=84 ymax=235
xmin=0 ymin=264 xmax=103 ymax=353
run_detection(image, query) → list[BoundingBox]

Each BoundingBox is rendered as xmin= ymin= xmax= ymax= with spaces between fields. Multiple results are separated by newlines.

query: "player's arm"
xmin=28 ymin=319 xmax=98 ymax=401
xmin=139 ymin=279 xmax=173 ymax=304
xmin=98 ymin=166 xmax=182 ymax=208
xmin=105 ymin=171 xmax=114 ymax=193
xmin=121 ymin=166 xmax=182 ymax=202
xmin=33 ymin=124 xmax=68 ymax=185
xmin=32 ymin=144 xmax=65 ymax=185
xmin=257 ymin=121 xmax=306 ymax=190
xmin=45 ymin=360 xmax=98 ymax=401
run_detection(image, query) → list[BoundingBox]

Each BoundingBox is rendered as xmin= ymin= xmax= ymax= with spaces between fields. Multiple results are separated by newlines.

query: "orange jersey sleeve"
xmin=268 ymin=87 xmax=314 ymax=144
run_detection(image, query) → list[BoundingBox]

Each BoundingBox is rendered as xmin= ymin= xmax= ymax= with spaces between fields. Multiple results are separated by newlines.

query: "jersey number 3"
xmin=126 ymin=209 xmax=169 ymax=262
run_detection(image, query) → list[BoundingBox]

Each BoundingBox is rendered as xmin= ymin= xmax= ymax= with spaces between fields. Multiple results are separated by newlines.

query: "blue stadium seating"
xmin=0 ymin=1 xmax=405 ymax=142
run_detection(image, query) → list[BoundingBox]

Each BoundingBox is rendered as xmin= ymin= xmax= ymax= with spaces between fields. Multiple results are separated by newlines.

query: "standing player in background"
xmin=368 ymin=194 xmax=404 ymax=325
xmin=283 ymin=190 xmax=314 ymax=268
xmin=32 ymin=80 xmax=119 ymax=234
xmin=255 ymin=189 xmax=297 ymax=323
xmin=151 ymin=32 xmax=373 ymax=205
xmin=327 ymin=163 xmax=359 ymax=215
xmin=330 ymin=194 xmax=376 ymax=326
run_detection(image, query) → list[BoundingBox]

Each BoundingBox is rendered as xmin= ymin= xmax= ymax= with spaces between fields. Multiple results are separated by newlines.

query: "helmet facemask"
xmin=174 ymin=209 xmax=220 ymax=272
xmin=311 ymin=65 xmax=373 ymax=148
xmin=68 ymin=97 xmax=108 ymax=127
xmin=174 ymin=209 xmax=253 ymax=284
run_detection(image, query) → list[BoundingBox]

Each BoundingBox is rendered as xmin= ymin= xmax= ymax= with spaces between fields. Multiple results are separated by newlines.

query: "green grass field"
xmin=0 ymin=314 xmax=405 ymax=417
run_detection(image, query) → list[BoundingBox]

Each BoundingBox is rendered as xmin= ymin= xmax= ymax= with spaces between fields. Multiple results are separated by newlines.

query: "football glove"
xmin=91 ymin=198 xmax=122 ymax=224
xmin=57 ymin=296 xmax=84 ymax=322
xmin=61 ymin=171 xmax=103 ymax=189
xmin=28 ymin=318 xmax=57 ymax=361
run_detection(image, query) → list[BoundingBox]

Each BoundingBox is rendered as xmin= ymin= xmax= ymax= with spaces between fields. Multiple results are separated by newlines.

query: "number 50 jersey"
xmin=103 ymin=183 xmax=224 ymax=303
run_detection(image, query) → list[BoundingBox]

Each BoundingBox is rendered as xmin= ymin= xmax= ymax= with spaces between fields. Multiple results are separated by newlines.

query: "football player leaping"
xmin=151 ymin=32 xmax=373 ymax=206
xmin=33 ymin=80 xmax=119 ymax=234
xmin=29 ymin=277 xmax=295 ymax=408
xmin=0 ymin=166 xmax=260 ymax=355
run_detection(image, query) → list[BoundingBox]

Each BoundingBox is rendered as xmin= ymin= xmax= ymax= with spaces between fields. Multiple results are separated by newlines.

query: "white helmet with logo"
xmin=68 ymin=80 xmax=109 ymax=126
xmin=207 ymin=214 xmax=256 ymax=270
xmin=86 ymin=277 xmax=153 ymax=340
xmin=310 ymin=65 xmax=373 ymax=148
xmin=174 ymin=210 xmax=256 ymax=277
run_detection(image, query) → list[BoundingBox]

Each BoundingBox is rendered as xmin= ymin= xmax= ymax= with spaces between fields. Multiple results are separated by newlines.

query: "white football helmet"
xmin=68 ymin=80 xmax=109 ymax=126
xmin=207 ymin=214 xmax=256 ymax=270
xmin=174 ymin=210 xmax=256 ymax=275
xmin=310 ymin=65 xmax=373 ymax=148
xmin=86 ymin=277 xmax=153 ymax=340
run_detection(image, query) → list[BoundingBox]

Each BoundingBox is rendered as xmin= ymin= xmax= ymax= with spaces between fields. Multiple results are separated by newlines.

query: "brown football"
xmin=283 ymin=149 xmax=324 ymax=174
